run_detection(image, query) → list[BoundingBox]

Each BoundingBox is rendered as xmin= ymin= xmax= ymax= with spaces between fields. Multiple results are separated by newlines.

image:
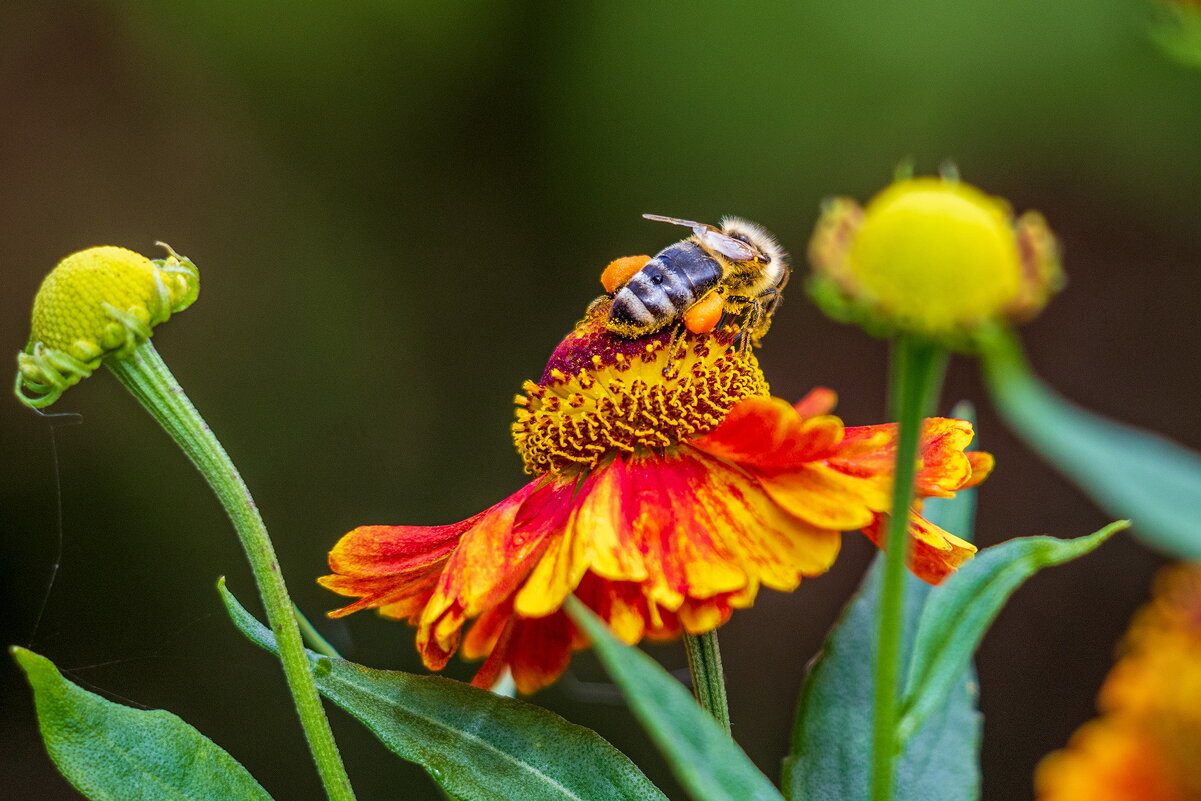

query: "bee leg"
xmin=739 ymin=287 xmax=783 ymax=352
xmin=732 ymin=299 xmax=761 ymax=356
xmin=662 ymin=321 xmax=689 ymax=379
xmin=756 ymin=286 xmax=782 ymax=320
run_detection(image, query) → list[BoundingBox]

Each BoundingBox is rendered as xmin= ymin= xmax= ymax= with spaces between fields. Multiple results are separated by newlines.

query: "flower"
xmin=808 ymin=176 xmax=1063 ymax=342
xmin=321 ymin=277 xmax=991 ymax=694
xmin=1035 ymin=563 xmax=1201 ymax=800
xmin=15 ymin=244 xmax=199 ymax=408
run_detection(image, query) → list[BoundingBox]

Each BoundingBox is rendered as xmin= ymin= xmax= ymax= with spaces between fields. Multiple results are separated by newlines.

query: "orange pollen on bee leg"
xmin=511 ymin=327 xmax=769 ymax=476
xmin=684 ymin=291 xmax=726 ymax=335
xmin=601 ymin=255 xmax=652 ymax=294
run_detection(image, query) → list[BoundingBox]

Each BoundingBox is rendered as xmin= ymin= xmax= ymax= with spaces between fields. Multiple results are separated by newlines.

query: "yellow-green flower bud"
xmin=15 ymin=244 xmax=199 ymax=408
xmin=808 ymin=176 xmax=1064 ymax=346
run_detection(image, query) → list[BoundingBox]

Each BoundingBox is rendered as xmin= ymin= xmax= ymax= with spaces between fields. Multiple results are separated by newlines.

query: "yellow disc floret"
xmin=808 ymin=174 xmax=1063 ymax=343
xmin=849 ymin=178 xmax=1020 ymax=331
xmin=512 ymin=303 xmax=769 ymax=476
xmin=15 ymin=244 xmax=199 ymax=408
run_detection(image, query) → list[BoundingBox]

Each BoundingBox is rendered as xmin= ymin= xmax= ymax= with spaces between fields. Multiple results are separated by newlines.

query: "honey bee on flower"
xmin=320 ymin=216 xmax=992 ymax=694
xmin=600 ymin=214 xmax=790 ymax=348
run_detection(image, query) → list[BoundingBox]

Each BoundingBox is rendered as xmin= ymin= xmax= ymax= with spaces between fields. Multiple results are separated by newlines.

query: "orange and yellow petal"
xmin=1035 ymin=564 xmax=1201 ymax=800
xmin=1035 ymin=719 xmax=1189 ymax=801
xmin=793 ymin=386 xmax=839 ymax=418
xmin=688 ymin=451 xmax=843 ymax=588
xmin=573 ymin=458 xmax=649 ymax=583
xmin=754 ymin=463 xmax=886 ymax=530
xmin=319 ymin=516 xmax=477 ymax=617
xmin=323 ymin=437 xmax=864 ymax=692
xmin=690 ymin=395 xmax=845 ymax=469
xmin=425 ymin=480 xmax=574 ymax=620
xmin=861 ymin=510 xmax=977 ymax=585
xmin=832 ymin=418 xmax=979 ymax=499
xmin=691 ymin=392 xmax=986 ymax=585
xmin=964 ymin=451 xmax=995 ymax=487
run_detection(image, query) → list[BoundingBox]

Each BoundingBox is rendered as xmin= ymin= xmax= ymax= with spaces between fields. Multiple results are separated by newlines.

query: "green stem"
xmin=107 ymin=342 xmax=356 ymax=801
xmin=870 ymin=336 xmax=948 ymax=801
xmin=683 ymin=630 xmax=731 ymax=733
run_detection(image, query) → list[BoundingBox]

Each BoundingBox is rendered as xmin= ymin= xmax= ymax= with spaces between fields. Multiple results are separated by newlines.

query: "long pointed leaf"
xmin=784 ymin=486 xmax=983 ymax=801
xmin=12 ymin=646 xmax=274 ymax=801
xmin=565 ymin=597 xmax=786 ymax=801
xmin=219 ymin=580 xmax=666 ymax=801
xmin=898 ymin=521 xmax=1128 ymax=740
xmin=983 ymin=329 xmax=1201 ymax=559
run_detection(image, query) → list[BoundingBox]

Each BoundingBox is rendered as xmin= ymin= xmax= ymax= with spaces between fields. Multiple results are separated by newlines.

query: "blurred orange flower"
xmin=320 ymin=301 xmax=991 ymax=693
xmin=1036 ymin=563 xmax=1201 ymax=801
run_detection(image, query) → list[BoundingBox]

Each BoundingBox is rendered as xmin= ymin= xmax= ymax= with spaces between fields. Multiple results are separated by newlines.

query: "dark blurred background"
xmin=2 ymin=1 xmax=1199 ymax=798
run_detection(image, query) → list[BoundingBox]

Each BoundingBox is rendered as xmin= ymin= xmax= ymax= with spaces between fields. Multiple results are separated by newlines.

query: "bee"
xmin=603 ymin=214 xmax=790 ymax=347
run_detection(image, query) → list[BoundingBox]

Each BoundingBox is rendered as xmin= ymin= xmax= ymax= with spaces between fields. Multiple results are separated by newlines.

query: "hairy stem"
xmin=683 ymin=630 xmax=731 ymax=733
xmin=870 ymin=336 xmax=948 ymax=801
xmin=108 ymin=342 xmax=355 ymax=801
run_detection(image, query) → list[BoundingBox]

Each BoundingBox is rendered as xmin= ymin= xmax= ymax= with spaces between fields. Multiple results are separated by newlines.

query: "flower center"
xmin=846 ymin=178 xmax=1023 ymax=331
xmin=512 ymin=305 xmax=769 ymax=476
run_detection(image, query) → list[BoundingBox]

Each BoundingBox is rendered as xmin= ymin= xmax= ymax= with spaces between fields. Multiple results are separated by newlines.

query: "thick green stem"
xmin=683 ymin=630 xmax=731 ymax=733
xmin=108 ymin=342 xmax=356 ymax=801
xmin=870 ymin=336 xmax=948 ymax=801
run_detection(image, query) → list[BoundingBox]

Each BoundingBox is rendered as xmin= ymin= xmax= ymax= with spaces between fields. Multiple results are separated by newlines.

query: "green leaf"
xmin=898 ymin=520 xmax=1128 ymax=741
xmin=219 ymin=580 xmax=666 ymax=801
xmin=564 ymin=597 xmax=786 ymax=801
xmin=11 ymin=646 xmax=273 ymax=801
xmin=783 ymin=488 xmax=983 ymax=801
xmin=982 ymin=328 xmax=1201 ymax=559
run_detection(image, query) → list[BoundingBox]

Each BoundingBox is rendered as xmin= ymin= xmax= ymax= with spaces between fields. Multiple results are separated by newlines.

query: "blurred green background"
xmin=3 ymin=1 xmax=1199 ymax=798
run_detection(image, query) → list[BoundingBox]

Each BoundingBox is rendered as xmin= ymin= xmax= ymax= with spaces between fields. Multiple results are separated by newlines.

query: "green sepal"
xmin=806 ymin=274 xmax=982 ymax=353
xmin=12 ymin=646 xmax=274 ymax=801
xmin=219 ymin=580 xmax=667 ymax=801
xmin=565 ymin=597 xmax=786 ymax=801
xmin=982 ymin=327 xmax=1201 ymax=559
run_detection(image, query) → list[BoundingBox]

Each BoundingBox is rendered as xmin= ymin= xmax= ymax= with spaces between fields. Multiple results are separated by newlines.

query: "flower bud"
xmin=808 ymin=176 xmax=1063 ymax=343
xmin=15 ymin=244 xmax=199 ymax=408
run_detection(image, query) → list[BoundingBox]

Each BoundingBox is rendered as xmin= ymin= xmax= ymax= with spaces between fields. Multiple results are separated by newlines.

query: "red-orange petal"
xmin=832 ymin=418 xmax=980 ymax=498
xmin=964 ymin=451 xmax=995 ymax=488
xmin=431 ymin=480 xmax=574 ymax=619
xmin=861 ymin=510 xmax=978 ymax=585
xmin=327 ymin=517 xmax=477 ymax=579
xmin=507 ymin=612 xmax=575 ymax=695
xmin=794 ymin=387 xmax=839 ymax=418
xmin=691 ymin=395 xmax=845 ymax=469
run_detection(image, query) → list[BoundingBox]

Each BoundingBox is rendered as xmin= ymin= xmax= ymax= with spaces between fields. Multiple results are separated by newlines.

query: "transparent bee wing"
xmin=641 ymin=213 xmax=717 ymax=233
xmin=697 ymin=230 xmax=757 ymax=262
xmin=642 ymin=213 xmax=758 ymax=261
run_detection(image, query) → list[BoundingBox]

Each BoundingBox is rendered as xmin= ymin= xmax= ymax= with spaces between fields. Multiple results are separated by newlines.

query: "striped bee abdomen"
xmin=609 ymin=242 xmax=723 ymax=335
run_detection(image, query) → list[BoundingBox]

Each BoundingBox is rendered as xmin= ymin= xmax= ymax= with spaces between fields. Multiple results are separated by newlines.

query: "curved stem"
xmin=683 ymin=630 xmax=731 ymax=733
xmin=870 ymin=335 xmax=948 ymax=801
xmin=107 ymin=342 xmax=356 ymax=801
